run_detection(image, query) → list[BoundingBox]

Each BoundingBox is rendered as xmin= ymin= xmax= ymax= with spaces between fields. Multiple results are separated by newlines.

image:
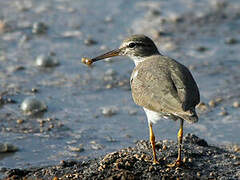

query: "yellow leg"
xmin=149 ymin=122 xmax=158 ymax=164
xmin=168 ymin=119 xmax=184 ymax=167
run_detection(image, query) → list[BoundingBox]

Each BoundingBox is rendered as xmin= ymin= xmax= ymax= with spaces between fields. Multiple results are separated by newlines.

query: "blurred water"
xmin=0 ymin=0 xmax=240 ymax=174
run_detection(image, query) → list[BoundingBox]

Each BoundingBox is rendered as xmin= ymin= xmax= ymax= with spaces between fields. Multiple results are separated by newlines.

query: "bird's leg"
xmin=176 ymin=118 xmax=184 ymax=165
xmin=148 ymin=122 xmax=158 ymax=164
xmin=168 ymin=119 xmax=184 ymax=167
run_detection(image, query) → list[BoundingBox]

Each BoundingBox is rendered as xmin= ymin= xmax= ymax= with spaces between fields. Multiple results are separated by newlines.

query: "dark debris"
xmin=3 ymin=134 xmax=240 ymax=180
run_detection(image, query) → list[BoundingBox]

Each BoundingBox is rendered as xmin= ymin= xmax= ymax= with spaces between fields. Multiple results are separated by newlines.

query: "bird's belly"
xmin=143 ymin=108 xmax=178 ymax=124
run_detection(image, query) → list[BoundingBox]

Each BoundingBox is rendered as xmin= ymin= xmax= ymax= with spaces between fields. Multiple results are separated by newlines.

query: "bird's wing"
xmin=170 ymin=62 xmax=200 ymax=111
xmin=131 ymin=56 xmax=200 ymax=116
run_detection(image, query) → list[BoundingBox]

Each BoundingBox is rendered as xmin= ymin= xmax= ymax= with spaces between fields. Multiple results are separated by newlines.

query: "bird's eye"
xmin=128 ymin=42 xmax=136 ymax=48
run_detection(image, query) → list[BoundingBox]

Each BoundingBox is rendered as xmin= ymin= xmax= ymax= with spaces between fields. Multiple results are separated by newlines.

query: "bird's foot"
xmin=152 ymin=159 xmax=159 ymax=165
xmin=167 ymin=159 xmax=182 ymax=167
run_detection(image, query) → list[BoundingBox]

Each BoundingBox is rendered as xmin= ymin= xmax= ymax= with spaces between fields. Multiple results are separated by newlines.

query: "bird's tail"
xmin=179 ymin=108 xmax=198 ymax=123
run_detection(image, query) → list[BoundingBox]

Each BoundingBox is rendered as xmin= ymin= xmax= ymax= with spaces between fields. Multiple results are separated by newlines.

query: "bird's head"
xmin=83 ymin=35 xmax=160 ymax=65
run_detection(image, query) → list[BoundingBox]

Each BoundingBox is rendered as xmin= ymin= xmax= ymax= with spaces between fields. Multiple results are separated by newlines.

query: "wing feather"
xmin=130 ymin=56 xmax=200 ymax=117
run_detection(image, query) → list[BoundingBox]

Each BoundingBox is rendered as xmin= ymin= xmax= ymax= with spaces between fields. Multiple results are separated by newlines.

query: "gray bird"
xmin=82 ymin=34 xmax=200 ymax=166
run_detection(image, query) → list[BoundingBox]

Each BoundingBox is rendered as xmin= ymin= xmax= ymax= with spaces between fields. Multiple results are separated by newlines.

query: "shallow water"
xmin=0 ymin=0 xmax=240 ymax=175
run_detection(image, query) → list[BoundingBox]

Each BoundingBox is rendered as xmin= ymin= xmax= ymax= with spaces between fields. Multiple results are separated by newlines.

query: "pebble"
xmin=225 ymin=37 xmax=238 ymax=45
xmin=31 ymin=88 xmax=38 ymax=93
xmin=32 ymin=22 xmax=48 ymax=34
xmin=233 ymin=145 xmax=240 ymax=152
xmin=104 ymin=16 xmax=113 ymax=23
xmin=104 ymin=135 xmax=116 ymax=142
xmin=35 ymin=54 xmax=59 ymax=67
xmin=208 ymin=98 xmax=223 ymax=108
xmin=162 ymin=145 xmax=167 ymax=150
xmin=128 ymin=108 xmax=138 ymax=115
xmin=208 ymin=100 xmax=216 ymax=107
xmin=196 ymin=46 xmax=208 ymax=52
xmin=90 ymin=141 xmax=104 ymax=150
xmin=16 ymin=119 xmax=24 ymax=124
xmin=19 ymin=34 xmax=31 ymax=45
xmin=150 ymin=9 xmax=161 ymax=16
xmin=219 ymin=111 xmax=228 ymax=116
xmin=219 ymin=107 xmax=228 ymax=116
xmin=84 ymin=38 xmax=97 ymax=46
xmin=233 ymin=101 xmax=240 ymax=108
xmin=170 ymin=14 xmax=184 ymax=23
xmin=0 ymin=143 xmax=18 ymax=153
xmin=101 ymin=106 xmax=118 ymax=116
xmin=0 ymin=20 xmax=11 ymax=33
xmin=62 ymin=30 xmax=82 ymax=38
xmin=21 ymin=97 xmax=47 ymax=115
xmin=105 ymin=69 xmax=117 ymax=76
xmin=69 ymin=144 xmax=84 ymax=152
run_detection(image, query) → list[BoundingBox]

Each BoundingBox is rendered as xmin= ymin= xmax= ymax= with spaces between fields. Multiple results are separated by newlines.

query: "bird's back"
xmin=130 ymin=55 xmax=200 ymax=123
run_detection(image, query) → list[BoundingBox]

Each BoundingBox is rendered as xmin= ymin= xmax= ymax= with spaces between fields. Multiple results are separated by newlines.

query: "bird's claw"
xmin=167 ymin=160 xmax=182 ymax=167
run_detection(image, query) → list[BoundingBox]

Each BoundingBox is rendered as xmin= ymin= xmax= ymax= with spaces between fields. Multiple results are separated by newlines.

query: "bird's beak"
xmin=91 ymin=48 xmax=121 ymax=63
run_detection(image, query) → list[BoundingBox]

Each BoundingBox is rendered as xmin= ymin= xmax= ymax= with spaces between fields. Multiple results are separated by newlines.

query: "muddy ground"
xmin=3 ymin=134 xmax=240 ymax=179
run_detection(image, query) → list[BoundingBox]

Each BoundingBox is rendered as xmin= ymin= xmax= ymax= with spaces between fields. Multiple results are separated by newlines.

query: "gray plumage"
xmin=130 ymin=55 xmax=200 ymax=123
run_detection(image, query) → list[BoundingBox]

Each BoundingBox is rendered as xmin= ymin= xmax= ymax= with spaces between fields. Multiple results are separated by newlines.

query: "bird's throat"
xmin=131 ymin=56 xmax=146 ymax=66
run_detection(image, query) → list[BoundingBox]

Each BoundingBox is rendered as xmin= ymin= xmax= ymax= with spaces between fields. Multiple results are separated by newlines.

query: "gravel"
xmin=3 ymin=134 xmax=240 ymax=179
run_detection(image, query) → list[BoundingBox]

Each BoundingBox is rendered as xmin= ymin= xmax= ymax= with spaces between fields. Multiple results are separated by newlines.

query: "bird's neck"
xmin=131 ymin=56 xmax=146 ymax=66
xmin=131 ymin=53 xmax=161 ymax=66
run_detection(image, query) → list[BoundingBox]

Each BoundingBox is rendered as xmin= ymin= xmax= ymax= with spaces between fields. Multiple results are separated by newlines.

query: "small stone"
xmin=0 ymin=20 xmax=11 ymax=33
xmin=125 ymin=134 xmax=131 ymax=138
xmin=105 ymin=84 xmax=113 ymax=89
xmin=32 ymin=22 xmax=48 ymax=34
xmin=101 ymin=106 xmax=118 ymax=116
xmin=104 ymin=136 xmax=116 ymax=142
xmin=105 ymin=69 xmax=117 ymax=76
xmin=171 ymin=15 xmax=184 ymax=23
xmin=225 ymin=37 xmax=238 ymax=45
xmin=31 ymin=88 xmax=38 ymax=93
xmin=49 ymin=124 xmax=54 ymax=129
xmin=215 ymin=97 xmax=223 ymax=103
xmin=184 ymin=133 xmax=208 ymax=147
xmin=208 ymin=100 xmax=216 ymax=107
xmin=36 ymin=54 xmax=59 ymax=67
xmin=196 ymin=46 xmax=208 ymax=52
xmin=148 ymin=165 xmax=154 ymax=171
xmin=197 ymin=102 xmax=209 ymax=111
xmin=233 ymin=145 xmax=240 ymax=152
xmin=19 ymin=34 xmax=31 ymax=45
xmin=128 ymin=108 xmax=138 ymax=115
xmin=69 ymin=144 xmax=84 ymax=152
xmin=209 ymin=172 xmax=215 ymax=177
xmin=219 ymin=111 xmax=228 ymax=116
xmin=90 ymin=141 xmax=104 ymax=150
xmin=233 ymin=101 xmax=240 ymax=108
xmin=21 ymin=97 xmax=47 ymax=115
xmin=188 ymin=65 xmax=196 ymax=70
xmin=208 ymin=97 xmax=222 ymax=107
xmin=162 ymin=145 xmax=167 ymax=150
xmin=150 ymin=9 xmax=161 ymax=16
xmin=84 ymin=38 xmax=97 ymax=46
xmin=16 ymin=119 xmax=24 ymax=124
xmin=104 ymin=16 xmax=113 ymax=23
xmin=0 ymin=143 xmax=18 ymax=153
xmin=62 ymin=30 xmax=82 ymax=38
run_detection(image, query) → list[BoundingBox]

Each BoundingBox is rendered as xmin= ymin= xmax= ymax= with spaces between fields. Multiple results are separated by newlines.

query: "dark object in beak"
xmin=91 ymin=49 xmax=121 ymax=62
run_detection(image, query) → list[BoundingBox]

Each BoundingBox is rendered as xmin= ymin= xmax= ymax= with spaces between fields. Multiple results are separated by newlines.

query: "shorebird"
xmin=82 ymin=34 xmax=200 ymax=166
